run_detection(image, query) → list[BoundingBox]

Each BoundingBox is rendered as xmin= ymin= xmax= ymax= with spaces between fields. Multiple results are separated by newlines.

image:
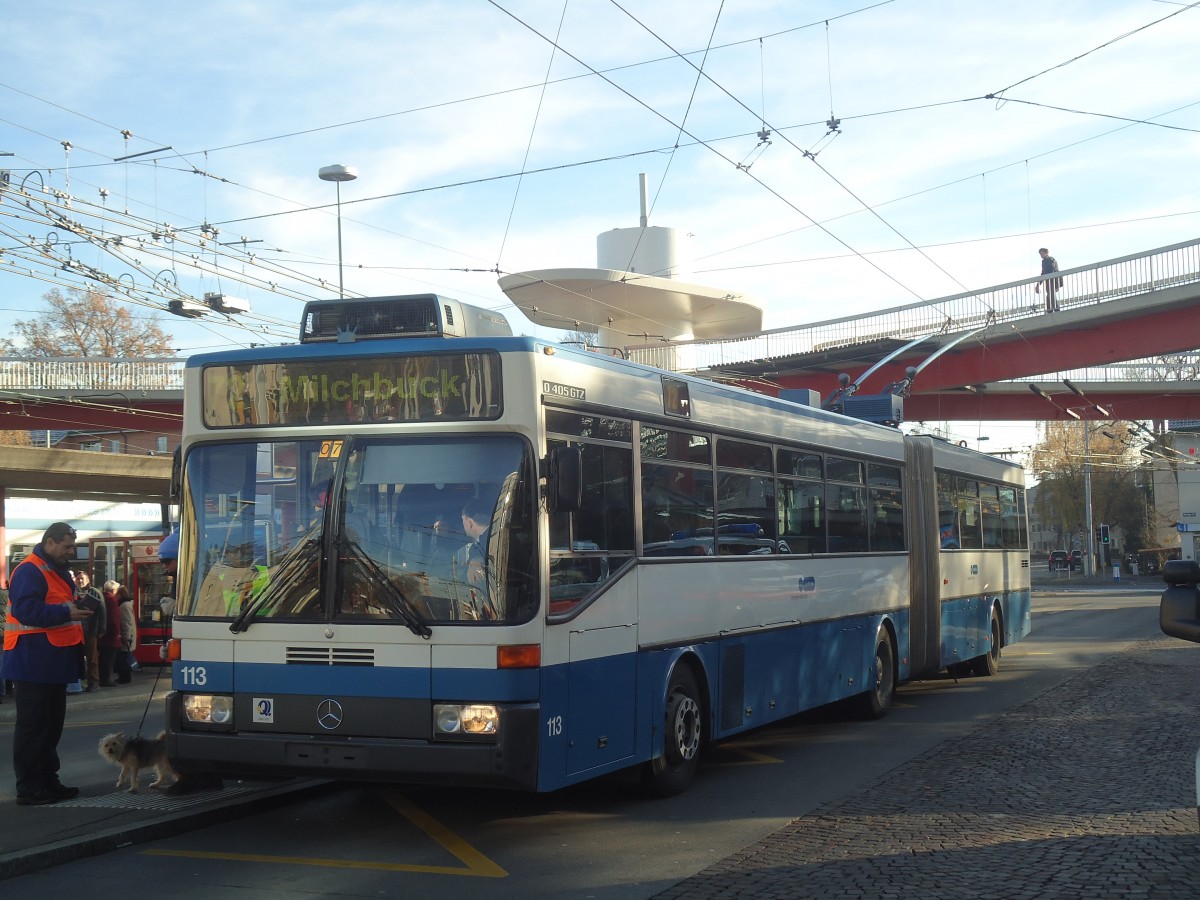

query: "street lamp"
xmin=1061 ymin=379 xmax=1113 ymax=577
xmin=1029 ymin=382 xmax=1105 ymax=575
xmin=318 ymin=163 xmax=358 ymax=298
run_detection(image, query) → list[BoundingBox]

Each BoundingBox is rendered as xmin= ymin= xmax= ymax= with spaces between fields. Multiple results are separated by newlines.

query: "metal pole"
xmin=318 ymin=164 xmax=357 ymax=299
xmin=1084 ymin=424 xmax=1095 ymax=577
xmin=335 ymin=181 xmax=344 ymax=299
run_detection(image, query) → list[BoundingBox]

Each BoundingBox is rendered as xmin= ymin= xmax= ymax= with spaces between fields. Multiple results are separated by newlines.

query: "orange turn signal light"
xmin=497 ymin=644 xmax=541 ymax=669
xmin=165 ymin=638 xmax=182 ymax=661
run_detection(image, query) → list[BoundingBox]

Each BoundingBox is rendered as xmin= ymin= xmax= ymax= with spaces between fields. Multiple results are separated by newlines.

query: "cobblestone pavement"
xmin=654 ymin=637 xmax=1200 ymax=900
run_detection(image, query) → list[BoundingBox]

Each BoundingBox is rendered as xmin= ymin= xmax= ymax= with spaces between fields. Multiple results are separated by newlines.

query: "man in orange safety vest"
xmin=5 ymin=522 xmax=94 ymax=806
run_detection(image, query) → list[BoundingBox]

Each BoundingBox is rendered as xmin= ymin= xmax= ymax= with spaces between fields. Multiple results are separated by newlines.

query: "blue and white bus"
xmin=164 ymin=294 xmax=1031 ymax=795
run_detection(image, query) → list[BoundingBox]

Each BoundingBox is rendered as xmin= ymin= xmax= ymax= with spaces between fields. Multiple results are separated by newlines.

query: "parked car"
xmin=1049 ymin=550 xmax=1069 ymax=571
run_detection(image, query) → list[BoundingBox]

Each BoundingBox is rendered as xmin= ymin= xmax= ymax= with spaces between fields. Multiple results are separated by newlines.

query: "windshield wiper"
xmin=340 ymin=536 xmax=432 ymax=639
xmin=229 ymin=533 xmax=322 ymax=634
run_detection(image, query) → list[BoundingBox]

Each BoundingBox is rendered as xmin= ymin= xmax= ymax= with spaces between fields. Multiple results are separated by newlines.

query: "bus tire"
xmin=856 ymin=630 xmax=896 ymax=720
xmin=971 ymin=608 xmax=1002 ymax=677
xmin=644 ymin=664 xmax=703 ymax=797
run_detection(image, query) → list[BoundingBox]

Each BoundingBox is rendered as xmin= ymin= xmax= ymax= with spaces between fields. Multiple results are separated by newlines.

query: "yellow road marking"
xmin=710 ymin=747 xmax=784 ymax=766
xmin=381 ymin=790 xmax=507 ymax=876
xmin=143 ymin=789 xmax=507 ymax=877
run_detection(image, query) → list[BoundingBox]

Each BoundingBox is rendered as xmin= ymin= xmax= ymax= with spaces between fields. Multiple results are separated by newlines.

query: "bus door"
xmin=544 ymin=416 xmax=639 ymax=778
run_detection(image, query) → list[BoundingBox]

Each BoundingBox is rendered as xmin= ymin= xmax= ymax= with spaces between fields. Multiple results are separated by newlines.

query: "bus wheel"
xmin=971 ymin=608 xmax=1002 ymax=677
xmin=644 ymin=665 xmax=703 ymax=797
xmin=856 ymin=631 xmax=896 ymax=720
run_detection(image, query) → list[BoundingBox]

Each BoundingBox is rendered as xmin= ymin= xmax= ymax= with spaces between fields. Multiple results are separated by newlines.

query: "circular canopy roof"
xmin=499 ymin=267 xmax=762 ymax=340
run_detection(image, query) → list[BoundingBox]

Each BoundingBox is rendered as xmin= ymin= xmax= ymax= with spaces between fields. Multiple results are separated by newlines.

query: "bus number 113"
xmin=180 ymin=666 xmax=208 ymax=686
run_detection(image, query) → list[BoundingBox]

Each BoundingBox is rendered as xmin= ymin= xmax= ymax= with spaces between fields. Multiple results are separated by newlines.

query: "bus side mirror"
xmin=1160 ymin=560 xmax=1200 ymax=643
xmin=169 ymin=447 xmax=182 ymax=500
xmin=547 ymin=446 xmax=582 ymax=514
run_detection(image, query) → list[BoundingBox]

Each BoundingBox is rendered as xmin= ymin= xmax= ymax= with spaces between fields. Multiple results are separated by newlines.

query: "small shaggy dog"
xmin=97 ymin=731 xmax=177 ymax=793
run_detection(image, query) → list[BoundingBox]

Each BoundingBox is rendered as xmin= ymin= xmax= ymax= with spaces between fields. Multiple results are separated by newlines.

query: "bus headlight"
xmin=182 ymin=694 xmax=234 ymax=730
xmin=433 ymin=703 xmax=499 ymax=741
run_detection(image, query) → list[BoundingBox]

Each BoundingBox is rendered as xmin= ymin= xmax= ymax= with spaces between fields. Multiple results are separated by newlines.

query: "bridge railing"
xmin=627 ymin=237 xmax=1200 ymax=373
xmin=1 ymin=255 xmax=1197 ymax=394
xmin=1027 ymin=354 xmax=1200 ymax=384
xmin=0 ymin=357 xmax=186 ymax=391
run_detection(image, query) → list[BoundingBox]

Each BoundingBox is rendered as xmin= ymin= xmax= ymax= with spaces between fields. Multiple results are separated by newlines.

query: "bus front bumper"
xmin=165 ymin=692 xmax=541 ymax=791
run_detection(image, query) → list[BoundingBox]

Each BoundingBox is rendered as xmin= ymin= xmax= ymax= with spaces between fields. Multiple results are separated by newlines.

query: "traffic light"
xmin=1101 ymin=524 xmax=1110 ymax=544
xmin=1095 ymin=526 xmax=1103 ymax=545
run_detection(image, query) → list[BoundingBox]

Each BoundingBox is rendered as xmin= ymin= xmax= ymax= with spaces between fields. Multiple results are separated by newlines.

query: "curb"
xmin=0 ymin=778 xmax=335 ymax=881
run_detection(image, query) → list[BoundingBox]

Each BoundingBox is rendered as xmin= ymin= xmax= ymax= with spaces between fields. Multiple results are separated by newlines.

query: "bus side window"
xmin=827 ymin=484 xmax=867 ymax=553
xmin=957 ymin=479 xmax=982 ymax=549
xmin=936 ymin=472 xmax=957 ymax=550
xmin=980 ymin=483 xmax=1002 ymax=549
xmin=779 ymin=479 xmax=824 ymax=554
xmin=548 ymin=437 xmax=634 ymax=613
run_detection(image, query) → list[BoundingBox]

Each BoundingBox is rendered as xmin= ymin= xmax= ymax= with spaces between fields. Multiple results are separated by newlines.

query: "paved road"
xmin=4 ymin=582 xmax=1199 ymax=898
xmin=655 ymin=632 xmax=1200 ymax=899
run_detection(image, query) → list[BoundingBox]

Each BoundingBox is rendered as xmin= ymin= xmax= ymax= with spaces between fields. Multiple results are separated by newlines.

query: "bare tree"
xmin=1031 ymin=421 xmax=1149 ymax=554
xmin=0 ymin=431 xmax=32 ymax=447
xmin=1125 ymin=353 xmax=1200 ymax=381
xmin=560 ymin=329 xmax=598 ymax=350
xmin=2 ymin=287 xmax=175 ymax=358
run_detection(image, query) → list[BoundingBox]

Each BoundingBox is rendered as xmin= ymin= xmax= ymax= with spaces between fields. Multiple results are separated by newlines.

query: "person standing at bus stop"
xmin=115 ymin=584 xmax=136 ymax=683
xmin=5 ymin=522 xmax=94 ymax=806
xmin=0 ymin=587 xmax=9 ymax=704
xmin=73 ymin=571 xmax=105 ymax=693
xmin=98 ymin=581 xmax=122 ymax=686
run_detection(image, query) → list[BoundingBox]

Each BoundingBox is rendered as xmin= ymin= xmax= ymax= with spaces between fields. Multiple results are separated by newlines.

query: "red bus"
xmin=88 ymin=535 xmax=174 ymax=665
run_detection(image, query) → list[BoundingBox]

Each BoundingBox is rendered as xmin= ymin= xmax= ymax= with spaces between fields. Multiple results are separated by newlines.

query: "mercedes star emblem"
xmin=317 ymin=698 xmax=344 ymax=730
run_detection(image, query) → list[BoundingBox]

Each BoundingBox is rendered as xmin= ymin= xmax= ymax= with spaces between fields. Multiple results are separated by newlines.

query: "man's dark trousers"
xmin=12 ymin=681 xmax=67 ymax=797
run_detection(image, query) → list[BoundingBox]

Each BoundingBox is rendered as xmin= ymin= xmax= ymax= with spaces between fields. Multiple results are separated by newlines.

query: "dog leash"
xmin=133 ymin=657 xmax=170 ymax=739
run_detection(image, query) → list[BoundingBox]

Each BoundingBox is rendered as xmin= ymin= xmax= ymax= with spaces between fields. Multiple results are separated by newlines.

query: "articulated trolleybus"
xmin=165 ymin=294 xmax=1031 ymax=795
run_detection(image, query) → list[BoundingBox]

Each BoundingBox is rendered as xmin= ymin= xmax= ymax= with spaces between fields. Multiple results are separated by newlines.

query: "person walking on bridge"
xmin=5 ymin=523 xmax=94 ymax=806
xmin=1036 ymin=247 xmax=1062 ymax=312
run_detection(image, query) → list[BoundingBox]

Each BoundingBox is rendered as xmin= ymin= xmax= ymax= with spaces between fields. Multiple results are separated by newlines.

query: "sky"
xmin=2 ymin=0 xmax=1198 ymax=453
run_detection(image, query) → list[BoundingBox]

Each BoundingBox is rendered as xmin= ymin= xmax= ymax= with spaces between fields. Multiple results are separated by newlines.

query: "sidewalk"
xmin=1032 ymin=565 xmax=1158 ymax=589
xmin=654 ymin=634 xmax=1200 ymax=899
xmin=0 ymin=669 xmax=321 ymax=881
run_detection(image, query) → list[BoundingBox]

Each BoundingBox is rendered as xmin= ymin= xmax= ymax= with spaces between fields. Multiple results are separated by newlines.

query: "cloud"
xmin=0 ymin=0 xmax=1196 ymax=358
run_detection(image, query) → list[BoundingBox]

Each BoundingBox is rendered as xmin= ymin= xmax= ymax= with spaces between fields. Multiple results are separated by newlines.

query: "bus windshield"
xmin=177 ymin=435 xmax=537 ymax=626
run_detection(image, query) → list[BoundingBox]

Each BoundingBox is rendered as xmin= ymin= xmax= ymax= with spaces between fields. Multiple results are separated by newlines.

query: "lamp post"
xmin=1062 ymin=380 xmax=1111 ymax=577
xmin=318 ymin=164 xmax=358 ymax=298
xmin=1030 ymin=381 xmax=1114 ymax=576
xmin=1083 ymin=424 xmax=1096 ymax=576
